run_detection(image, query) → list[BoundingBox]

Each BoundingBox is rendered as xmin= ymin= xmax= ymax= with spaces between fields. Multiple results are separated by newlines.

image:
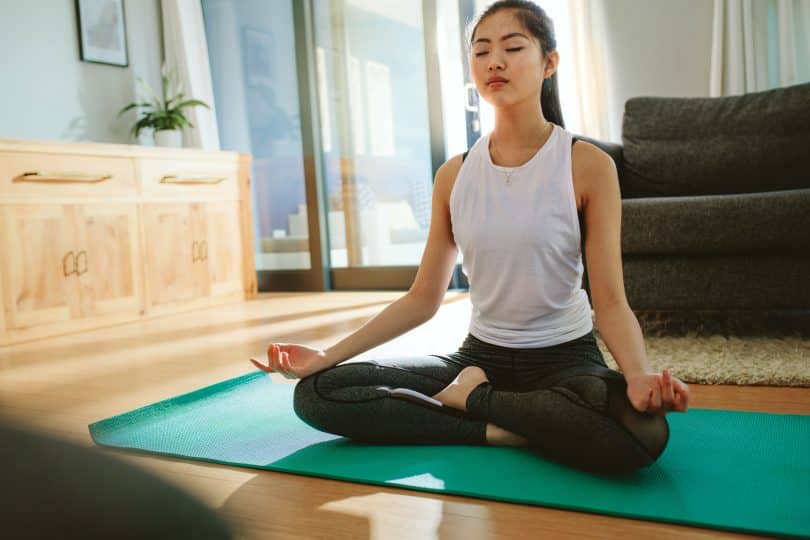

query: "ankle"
xmin=486 ymin=423 xmax=529 ymax=447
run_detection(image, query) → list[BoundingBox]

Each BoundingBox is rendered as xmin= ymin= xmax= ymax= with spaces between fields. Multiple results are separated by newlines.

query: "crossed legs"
xmin=293 ymin=352 xmax=669 ymax=474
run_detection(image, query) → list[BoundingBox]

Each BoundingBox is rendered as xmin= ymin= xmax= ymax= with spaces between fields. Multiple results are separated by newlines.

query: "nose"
xmin=487 ymin=50 xmax=505 ymax=71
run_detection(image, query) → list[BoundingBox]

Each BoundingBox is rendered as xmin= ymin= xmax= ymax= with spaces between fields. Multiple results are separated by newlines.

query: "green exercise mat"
xmin=89 ymin=371 xmax=810 ymax=539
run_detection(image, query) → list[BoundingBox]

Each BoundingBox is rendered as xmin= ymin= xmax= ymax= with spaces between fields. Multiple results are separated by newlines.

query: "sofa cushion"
xmin=621 ymin=188 xmax=810 ymax=255
xmin=621 ymin=83 xmax=810 ymax=198
xmin=622 ymin=255 xmax=810 ymax=310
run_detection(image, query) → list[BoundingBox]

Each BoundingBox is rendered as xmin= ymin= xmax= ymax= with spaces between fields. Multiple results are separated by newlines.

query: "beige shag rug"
xmin=594 ymin=310 xmax=810 ymax=387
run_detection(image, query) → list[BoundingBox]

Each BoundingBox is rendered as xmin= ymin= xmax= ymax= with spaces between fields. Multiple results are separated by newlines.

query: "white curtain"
xmin=161 ymin=0 xmax=220 ymax=150
xmin=710 ymin=0 xmax=810 ymax=96
xmin=565 ymin=0 xmax=613 ymax=141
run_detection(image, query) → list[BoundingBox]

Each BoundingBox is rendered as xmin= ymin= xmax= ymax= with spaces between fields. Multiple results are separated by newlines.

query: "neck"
xmin=491 ymin=100 xmax=551 ymax=150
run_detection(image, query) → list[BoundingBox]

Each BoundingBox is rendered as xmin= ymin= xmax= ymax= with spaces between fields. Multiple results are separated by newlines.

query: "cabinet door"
xmin=142 ymin=204 xmax=194 ymax=308
xmin=0 ymin=254 xmax=5 ymax=338
xmin=0 ymin=205 xmax=76 ymax=329
xmin=73 ymin=204 xmax=143 ymax=318
xmin=190 ymin=203 xmax=211 ymax=298
xmin=203 ymin=201 xmax=243 ymax=297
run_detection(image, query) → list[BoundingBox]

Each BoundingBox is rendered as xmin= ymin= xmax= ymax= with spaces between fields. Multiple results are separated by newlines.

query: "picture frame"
xmin=75 ymin=0 xmax=129 ymax=67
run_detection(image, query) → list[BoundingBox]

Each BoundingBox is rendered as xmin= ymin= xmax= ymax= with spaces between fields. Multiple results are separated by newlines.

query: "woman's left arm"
xmin=576 ymin=142 xmax=689 ymax=414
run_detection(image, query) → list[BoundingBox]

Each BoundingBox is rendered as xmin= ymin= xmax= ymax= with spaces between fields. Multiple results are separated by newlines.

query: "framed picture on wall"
xmin=75 ymin=0 xmax=129 ymax=67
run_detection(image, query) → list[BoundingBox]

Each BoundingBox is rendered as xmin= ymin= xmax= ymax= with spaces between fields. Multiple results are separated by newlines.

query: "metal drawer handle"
xmin=160 ymin=174 xmax=227 ymax=185
xmin=14 ymin=171 xmax=113 ymax=184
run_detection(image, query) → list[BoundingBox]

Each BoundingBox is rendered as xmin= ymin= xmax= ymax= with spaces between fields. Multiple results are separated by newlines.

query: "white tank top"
xmin=449 ymin=124 xmax=593 ymax=348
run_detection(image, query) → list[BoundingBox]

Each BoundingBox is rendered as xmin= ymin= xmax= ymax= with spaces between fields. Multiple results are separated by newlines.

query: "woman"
xmin=251 ymin=0 xmax=690 ymax=475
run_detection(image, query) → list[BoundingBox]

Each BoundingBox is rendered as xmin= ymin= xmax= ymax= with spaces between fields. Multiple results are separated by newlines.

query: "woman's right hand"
xmin=250 ymin=343 xmax=332 ymax=380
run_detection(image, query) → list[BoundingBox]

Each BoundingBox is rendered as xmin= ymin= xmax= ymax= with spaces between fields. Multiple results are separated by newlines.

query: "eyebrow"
xmin=473 ymin=32 xmax=529 ymax=45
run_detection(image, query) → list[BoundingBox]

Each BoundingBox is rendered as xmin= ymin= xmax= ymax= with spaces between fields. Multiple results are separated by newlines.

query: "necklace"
xmin=490 ymin=123 xmax=552 ymax=186
xmin=500 ymin=166 xmax=517 ymax=186
xmin=490 ymin=138 xmax=518 ymax=186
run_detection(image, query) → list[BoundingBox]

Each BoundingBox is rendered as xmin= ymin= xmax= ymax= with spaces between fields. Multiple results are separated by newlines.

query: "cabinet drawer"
xmin=138 ymin=158 xmax=239 ymax=200
xmin=0 ymin=152 xmax=136 ymax=198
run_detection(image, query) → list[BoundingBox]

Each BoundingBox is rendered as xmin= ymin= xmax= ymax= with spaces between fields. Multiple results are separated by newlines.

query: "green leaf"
xmin=118 ymin=103 xmax=139 ymax=117
xmin=166 ymin=92 xmax=186 ymax=108
xmin=132 ymin=116 xmax=153 ymax=138
xmin=174 ymin=99 xmax=210 ymax=110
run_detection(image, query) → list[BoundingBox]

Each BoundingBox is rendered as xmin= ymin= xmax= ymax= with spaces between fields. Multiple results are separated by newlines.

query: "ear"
xmin=543 ymin=50 xmax=560 ymax=79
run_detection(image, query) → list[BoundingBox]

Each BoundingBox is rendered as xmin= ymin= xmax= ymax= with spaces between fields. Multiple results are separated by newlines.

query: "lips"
xmin=488 ymin=78 xmax=509 ymax=86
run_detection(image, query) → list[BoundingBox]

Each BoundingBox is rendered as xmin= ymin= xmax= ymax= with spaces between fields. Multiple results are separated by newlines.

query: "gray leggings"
xmin=293 ymin=330 xmax=670 ymax=475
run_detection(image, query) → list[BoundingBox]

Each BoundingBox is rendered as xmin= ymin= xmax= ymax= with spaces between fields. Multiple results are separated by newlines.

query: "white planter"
xmin=154 ymin=129 xmax=182 ymax=148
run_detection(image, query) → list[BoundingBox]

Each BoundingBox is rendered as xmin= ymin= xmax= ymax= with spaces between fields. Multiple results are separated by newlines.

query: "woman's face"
xmin=470 ymin=9 xmax=555 ymax=108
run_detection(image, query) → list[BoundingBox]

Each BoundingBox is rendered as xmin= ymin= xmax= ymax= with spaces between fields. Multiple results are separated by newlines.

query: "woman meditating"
xmin=251 ymin=0 xmax=689 ymax=475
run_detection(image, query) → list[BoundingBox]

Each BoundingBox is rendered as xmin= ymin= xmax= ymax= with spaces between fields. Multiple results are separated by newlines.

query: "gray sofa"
xmin=576 ymin=82 xmax=810 ymax=313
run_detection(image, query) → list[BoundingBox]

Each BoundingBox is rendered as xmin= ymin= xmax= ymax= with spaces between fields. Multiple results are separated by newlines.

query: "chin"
xmin=485 ymin=94 xmax=519 ymax=108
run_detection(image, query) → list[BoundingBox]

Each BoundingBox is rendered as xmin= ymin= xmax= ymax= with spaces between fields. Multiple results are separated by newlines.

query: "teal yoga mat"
xmin=89 ymin=372 xmax=810 ymax=539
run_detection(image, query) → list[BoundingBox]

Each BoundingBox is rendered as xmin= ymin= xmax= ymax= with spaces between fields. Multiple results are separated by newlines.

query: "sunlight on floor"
xmin=319 ymin=492 xmax=444 ymax=539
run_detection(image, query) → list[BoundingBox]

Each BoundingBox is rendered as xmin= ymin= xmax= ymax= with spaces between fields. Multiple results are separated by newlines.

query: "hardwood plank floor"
xmin=1 ymin=292 xmax=807 ymax=539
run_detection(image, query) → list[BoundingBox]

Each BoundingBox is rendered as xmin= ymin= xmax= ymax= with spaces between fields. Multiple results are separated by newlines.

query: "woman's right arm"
xmin=253 ymin=155 xmax=464 ymax=378
xmin=321 ymin=154 xmax=464 ymax=368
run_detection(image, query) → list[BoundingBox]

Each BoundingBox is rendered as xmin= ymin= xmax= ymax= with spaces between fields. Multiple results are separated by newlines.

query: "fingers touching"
xmin=655 ymin=369 xmax=689 ymax=413
xmin=250 ymin=344 xmax=296 ymax=379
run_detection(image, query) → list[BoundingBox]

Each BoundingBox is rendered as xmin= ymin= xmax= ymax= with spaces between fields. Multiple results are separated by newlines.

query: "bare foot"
xmin=486 ymin=423 xmax=529 ymax=447
xmin=431 ymin=366 xmax=489 ymax=412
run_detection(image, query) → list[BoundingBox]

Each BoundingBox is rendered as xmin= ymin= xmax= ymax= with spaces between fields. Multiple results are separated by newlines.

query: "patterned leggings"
xmin=293 ymin=330 xmax=670 ymax=475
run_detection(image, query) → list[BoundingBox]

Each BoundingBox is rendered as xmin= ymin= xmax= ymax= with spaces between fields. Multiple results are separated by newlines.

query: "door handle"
xmin=62 ymin=251 xmax=76 ymax=277
xmin=76 ymin=250 xmax=88 ymax=276
xmin=464 ymin=82 xmax=479 ymax=112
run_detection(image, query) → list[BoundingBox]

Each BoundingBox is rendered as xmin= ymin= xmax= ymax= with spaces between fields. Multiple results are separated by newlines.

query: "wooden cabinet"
xmin=1 ymin=205 xmax=75 ymax=331
xmin=201 ymin=201 xmax=243 ymax=298
xmin=0 ymin=203 xmax=143 ymax=340
xmin=142 ymin=203 xmax=196 ymax=309
xmin=141 ymin=202 xmax=244 ymax=314
xmin=0 ymin=139 xmax=256 ymax=345
xmin=75 ymin=204 xmax=142 ymax=318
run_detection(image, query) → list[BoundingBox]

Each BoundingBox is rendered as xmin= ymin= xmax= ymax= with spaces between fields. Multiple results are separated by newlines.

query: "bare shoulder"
xmin=434 ymin=153 xmax=466 ymax=198
xmin=572 ymin=140 xmax=616 ymax=177
xmin=572 ymin=140 xmax=619 ymax=207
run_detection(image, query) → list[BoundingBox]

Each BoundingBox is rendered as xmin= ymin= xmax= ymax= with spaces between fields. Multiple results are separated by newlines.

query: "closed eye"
xmin=474 ymin=47 xmax=524 ymax=57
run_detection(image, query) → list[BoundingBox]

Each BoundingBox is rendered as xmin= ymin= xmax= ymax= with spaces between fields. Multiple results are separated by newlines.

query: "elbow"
xmin=593 ymin=296 xmax=629 ymax=318
xmin=406 ymin=291 xmax=441 ymax=322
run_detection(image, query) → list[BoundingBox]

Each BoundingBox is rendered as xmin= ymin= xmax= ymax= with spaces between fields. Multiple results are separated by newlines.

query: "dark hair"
xmin=467 ymin=0 xmax=564 ymax=128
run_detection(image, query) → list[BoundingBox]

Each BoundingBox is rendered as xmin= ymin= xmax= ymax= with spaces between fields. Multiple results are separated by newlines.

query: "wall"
xmin=600 ymin=0 xmax=714 ymax=142
xmin=471 ymin=0 xmax=715 ymax=143
xmin=0 ymin=0 xmax=164 ymax=144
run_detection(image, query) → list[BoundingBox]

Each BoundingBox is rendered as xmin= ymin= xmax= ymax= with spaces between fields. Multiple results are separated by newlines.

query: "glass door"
xmin=203 ymin=0 xmax=476 ymax=291
xmin=203 ymin=0 xmax=323 ymax=291
xmin=311 ymin=0 xmax=433 ymax=289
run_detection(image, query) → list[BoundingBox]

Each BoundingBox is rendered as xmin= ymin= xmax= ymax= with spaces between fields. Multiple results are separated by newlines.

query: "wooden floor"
xmin=1 ymin=291 xmax=807 ymax=540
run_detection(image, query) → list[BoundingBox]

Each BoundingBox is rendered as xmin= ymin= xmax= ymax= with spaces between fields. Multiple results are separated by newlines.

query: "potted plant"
xmin=118 ymin=62 xmax=210 ymax=147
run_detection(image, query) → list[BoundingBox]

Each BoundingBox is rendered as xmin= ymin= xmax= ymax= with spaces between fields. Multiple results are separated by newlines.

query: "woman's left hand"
xmin=626 ymin=369 xmax=690 ymax=414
